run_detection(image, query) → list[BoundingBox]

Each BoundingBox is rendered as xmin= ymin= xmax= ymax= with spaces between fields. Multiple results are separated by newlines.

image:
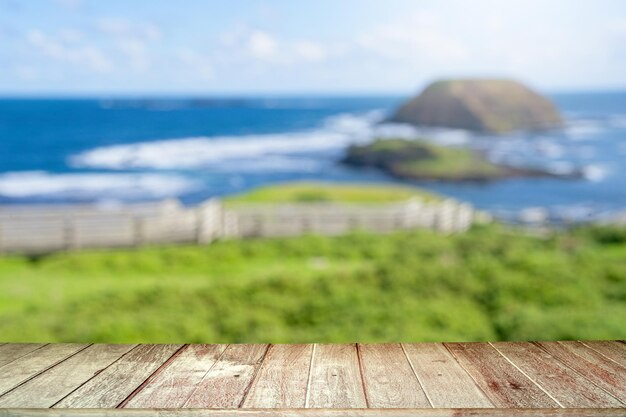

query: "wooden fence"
xmin=0 ymin=198 xmax=477 ymax=254
xmin=226 ymin=199 xmax=474 ymax=238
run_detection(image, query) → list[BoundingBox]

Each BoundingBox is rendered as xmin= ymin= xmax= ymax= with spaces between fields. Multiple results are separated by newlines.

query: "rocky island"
xmin=343 ymin=138 xmax=578 ymax=182
xmin=390 ymin=79 xmax=562 ymax=133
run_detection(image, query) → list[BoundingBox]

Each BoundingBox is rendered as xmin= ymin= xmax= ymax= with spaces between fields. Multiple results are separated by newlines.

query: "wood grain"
xmin=2 ymin=408 xmax=626 ymax=416
xmin=242 ymin=344 xmax=313 ymax=408
xmin=0 ymin=343 xmax=88 ymax=396
xmin=402 ymin=342 xmax=493 ymax=408
xmin=183 ymin=344 xmax=268 ymax=408
xmin=358 ymin=343 xmax=430 ymax=408
xmin=492 ymin=342 xmax=624 ymax=407
xmin=53 ymin=344 xmax=182 ymax=408
xmin=537 ymin=341 xmax=626 ymax=401
xmin=123 ymin=344 xmax=227 ymax=408
xmin=307 ymin=344 xmax=367 ymax=408
xmin=0 ymin=344 xmax=46 ymax=368
xmin=0 ymin=344 xmax=135 ymax=408
xmin=445 ymin=342 xmax=558 ymax=408
xmin=0 ymin=341 xmax=624 ymax=413
xmin=581 ymin=341 xmax=626 ymax=368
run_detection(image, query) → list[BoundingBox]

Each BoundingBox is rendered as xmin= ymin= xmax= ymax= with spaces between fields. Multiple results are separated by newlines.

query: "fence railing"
xmin=0 ymin=197 xmax=478 ymax=254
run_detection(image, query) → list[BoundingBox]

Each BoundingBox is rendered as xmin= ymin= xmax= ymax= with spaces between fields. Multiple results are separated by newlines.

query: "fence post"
xmin=404 ymin=198 xmax=421 ymax=229
xmin=301 ymin=216 xmax=311 ymax=234
xmin=64 ymin=217 xmax=75 ymax=250
xmin=349 ymin=214 xmax=359 ymax=231
xmin=195 ymin=200 xmax=221 ymax=244
xmin=134 ymin=216 xmax=145 ymax=246
xmin=435 ymin=200 xmax=453 ymax=233
xmin=195 ymin=207 xmax=205 ymax=244
xmin=223 ymin=210 xmax=239 ymax=237
xmin=253 ymin=215 xmax=262 ymax=237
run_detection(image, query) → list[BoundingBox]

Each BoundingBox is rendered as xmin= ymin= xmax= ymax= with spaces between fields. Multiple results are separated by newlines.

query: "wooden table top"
xmin=0 ymin=342 xmax=624 ymax=416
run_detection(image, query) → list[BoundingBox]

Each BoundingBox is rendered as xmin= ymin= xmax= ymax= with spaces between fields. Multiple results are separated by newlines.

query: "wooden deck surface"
xmin=0 ymin=342 xmax=624 ymax=416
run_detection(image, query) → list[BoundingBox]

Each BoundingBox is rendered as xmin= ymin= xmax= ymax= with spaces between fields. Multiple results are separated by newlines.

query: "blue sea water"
xmin=1 ymin=92 xmax=626 ymax=220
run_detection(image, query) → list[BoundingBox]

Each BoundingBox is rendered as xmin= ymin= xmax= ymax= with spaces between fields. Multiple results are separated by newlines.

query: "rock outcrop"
xmin=343 ymin=138 xmax=580 ymax=182
xmin=390 ymin=79 xmax=562 ymax=134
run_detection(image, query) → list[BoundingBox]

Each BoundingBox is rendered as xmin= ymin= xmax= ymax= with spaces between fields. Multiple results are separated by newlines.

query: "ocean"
xmin=1 ymin=92 xmax=626 ymax=221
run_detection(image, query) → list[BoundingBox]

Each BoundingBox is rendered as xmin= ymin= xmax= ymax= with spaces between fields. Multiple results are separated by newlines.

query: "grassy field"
xmin=0 ymin=224 xmax=624 ymax=343
xmin=224 ymin=181 xmax=440 ymax=204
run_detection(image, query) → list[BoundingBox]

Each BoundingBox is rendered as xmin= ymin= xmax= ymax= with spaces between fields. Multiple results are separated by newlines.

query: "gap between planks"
xmin=236 ymin=345 xmax=271 ymax=408
xmin=399 ymin=343 xmax=434 ymax=408
xmin=1 ymin=342 xmax=625 ymax=411
xmin=116 ymin=344 xmax=189 ymax=408
xmin=488 ymin=342 xmax=565 ymax=408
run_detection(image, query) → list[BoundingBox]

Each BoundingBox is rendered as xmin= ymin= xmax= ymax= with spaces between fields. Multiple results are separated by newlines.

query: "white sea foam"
xmin=576 ymin=145 xmax=596 ymax=159
xmin=546 ymin=161 xmax=577 ymax=176
xmin=582 ymin=164 xmax=609 ymax=182
xmin=70 ymin=132 xmax=349 ymax=170
xmin=535 ymin=140 xmax=564 ymax=158
xmin=609 ymin=114 xmax=626 ymax=129
xmin=212 ymin=156 xmax=325 ymax=173
xmin=564 ymin=119 xmax=606 ymax=140
xmin=0 ymin=171 xmax=197 ymax=199
xmin=70 ymin=111 xmax=393 ymax=170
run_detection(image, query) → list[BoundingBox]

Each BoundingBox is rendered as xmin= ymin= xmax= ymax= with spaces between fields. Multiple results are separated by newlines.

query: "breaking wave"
xmin=70 ymin=112 xmax=389 ymax=170
xmin=0 ymin=171 xmax=197 ymax=200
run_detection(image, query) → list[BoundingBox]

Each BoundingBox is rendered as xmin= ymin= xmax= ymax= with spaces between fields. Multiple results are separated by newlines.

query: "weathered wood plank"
xmin=358 ymin=343 xmax=430 ymax=408
xmin=0 ymin=341 xmax=624 ymax=413
xmin=492 ymin=342 xmax=624 ymax=407
xmin=242 ymin=344 xmax=313 ymax=408
xmin=0 ymin=344 xmax=46 ymax=368
xmin=581 ymin=341 xmax=626 ymax=368
xmin=122 ymin=344 xmax=227 ymax=408
xmin=0 ymin=344 xmax=135 ymax=408
xmin=0 ymin=344 xmax=88 ymax=396
xmin=402 ymin=342 xmax=493 ymax=408
xmin=183 ymin=344 xmax=268 ymax=408
xmin=445 ymin=342 xmax=558 ymax=408
xmin=307 ymin=344 xmax=367 ymax=408
xmin=53 ymin=344 xmax=182 ymax=408
xmin=2 ymin=408 xmax=626 ymax=416
xmin=537 ymin=341 xmax=626 ymax=401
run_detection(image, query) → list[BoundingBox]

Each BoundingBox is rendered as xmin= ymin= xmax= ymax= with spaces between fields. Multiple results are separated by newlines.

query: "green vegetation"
xmin=1 ymin=224 xmax=624 ymax=343
xmin=224 ymin=181 xmax=440 ymax=204
xmin=344 ymin=138 xmax=505 ymax=181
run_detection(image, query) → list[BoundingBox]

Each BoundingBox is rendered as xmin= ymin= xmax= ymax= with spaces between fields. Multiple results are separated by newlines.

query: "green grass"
xmin=224 ymin=181 xmax=440 ymax=204
xmin=344 ymin=139 xmax=504 ymax=180
xmin=1 ymin=224 xmax=625 ymax=343
xmin=395 ymin=143 xmax=502 ymax=179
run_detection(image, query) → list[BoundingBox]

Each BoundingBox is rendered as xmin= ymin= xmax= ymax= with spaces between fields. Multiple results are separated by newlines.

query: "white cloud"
xmin=247 ymin=30 xmax=278 ymax=60
xmin=293 ymin=41 xmax=327 ymax=62
xmin=97 ymin=18 xmax=161 ymax=42
xmin=117 ymin=39 xmax=150 ymax=72
xmin=96 ymin=18 xmax=161 ymax=73
xmin=26 ymin=29 xmax=114 ymax=73
xmin=58 ymin=28 xmax=83 ymax=43
xmin=10 ymin=1 xmax=626 ymax=92
xmin=218 ymin=26 xmax=331 ymax=66
xmin=356 ymin=11 xmax=469 ymax=66
xmin=176 ymin=49 xmax=213 ymax=80
xmin=14 ymin=65 xmax=38 ymax=80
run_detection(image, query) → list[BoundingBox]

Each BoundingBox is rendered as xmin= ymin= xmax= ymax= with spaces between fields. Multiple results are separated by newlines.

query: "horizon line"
xmin=2 ymin=86 xmax=626 ymax=99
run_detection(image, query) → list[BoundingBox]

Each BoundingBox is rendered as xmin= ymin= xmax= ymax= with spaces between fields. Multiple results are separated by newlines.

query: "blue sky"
xmin=1 ymin=0 xmax=626 ymax=95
